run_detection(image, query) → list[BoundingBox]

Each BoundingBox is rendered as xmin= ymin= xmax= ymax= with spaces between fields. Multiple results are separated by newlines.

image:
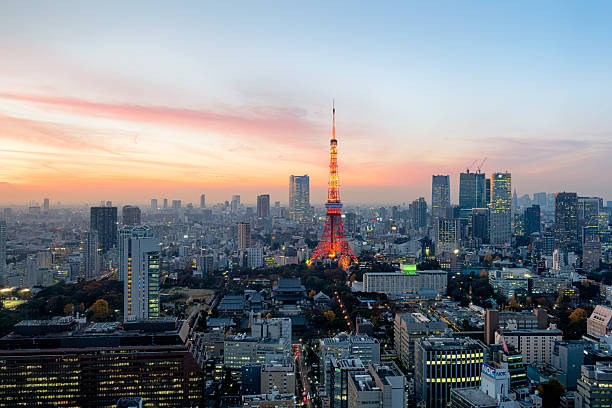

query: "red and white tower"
xmin=309 ymin=103 xmax=358 ymax=270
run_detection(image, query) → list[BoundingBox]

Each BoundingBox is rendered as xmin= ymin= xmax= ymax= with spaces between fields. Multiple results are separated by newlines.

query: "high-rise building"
xmin=257 ymin=194 xmax=270 ymax=219
xmin=123 ymin=227 xmax=160 ymax=321
xmin=432 ymin=175 xmax=450 ymax=218
xmin=83 ymin=230 xmax=100 ymax=279
xmin=90 ymin=206 xmax=118 ymax=253
xmin=459 ymin=171 xmax=486 ymax=213
xmin=578 ymin=196 xmax=601 ymax=244
xmin=554 ymin=192 xmax=578 ymax=252
xmin=415 ymin=337 xmax=486 ymax=408
xmin=43 ymin=198 xmax=50 ymax=212
xmin=471 ymin=208 xmax=489 ymax=244
xmin=231 ymin=195 xmax=240 ymax=214
xmin=524 ymin=204 xmax=541 ymax=236
xmin=119 ymin=225 xmax=151 ymax=281
xmin=150 ymin=198 xmax=158 ymax=211
xmin=122 ymin=205 xmax=141 ymax=226
xmin=489 ymin=172 xmax=512 ymax=246
xmin=289 ymin=175 xmax=310 ymax=223
xmin=485 ymin=178 xmax=491 ymax=206
xmin=409 ymin=197 xmax=428 ymax=229
xmin=435 ymin=217 xmax=459 ymax=252
xmin=200 ymin=194 xmax=206 ymax=209
xmin=172 ymin=200 xmax=182 ymax=210
xmin=238 ymin=222 xmax=251 ymax=250
xmin=163 ymin=198 xmax=168 ymax=209
xmin=0 ymin=219 xmax=7 ymax=287
xmin=583 ymin=240 xmax=602 ymax=271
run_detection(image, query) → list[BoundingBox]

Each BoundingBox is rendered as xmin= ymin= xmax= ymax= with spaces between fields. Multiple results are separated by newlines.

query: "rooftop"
xmin=452 ymin=388 xmax=497 ymax=407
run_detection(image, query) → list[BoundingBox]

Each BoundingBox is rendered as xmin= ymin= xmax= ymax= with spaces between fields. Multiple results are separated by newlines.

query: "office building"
xmin=123 ymin=227 xmax=161 ymax=321
xmin=43 ymin=197 xmax=50 ymax=212
xmin=363 ymin=270 xmax=447 ymax=295
xmin=494 ymin=328 xmax=562 ymax=365
xmin=261 ymin=363 xmax=295 ymax=394
xmin=238 ymin=222 xmax=251 ymax=249
xmin=163 ymin=198 xmax=168 ymax=209
xmin=0 ymin=219 xmax=6 ymax=286
xmin=121 ymin=205 xmax=141 ymax=225
xmin=432 ymin=175 xmax=451 ymax=218
xmin=578 ymin=197 xmax=600 ymax=243
xmin=587 ymin=306 xmax=612 ymax=337
xmin=83 ymin=230 xmax=100 ymax=279
xmin=150 ymin=198 xmax=158 ymax=211
xmin=200 ymin=194 xmax=206 ymax=209
xmin=489 ymin=172 xmax=511 ymax=246
xmin=471 ymin=208 xmax=489 ymax=244
xmin=409 ymin=197 xmax=428 ymax=229
xmin=575 ymin=363 xmax=612 ymax=408
xmin=414 ymin=337 xmax=486 ymax=408
xmin=484 ymin=309 xmax=548 ymax=345
xmin=583 ymin=241 xmax=602 ymax=271
xmin=552 ymin=340 xmax=585 ymax=389
xmin=460 ymin=171 xmax=486 ymax=213
xmin=172 ymin=199 xmax=182 ymax=210
xmin=289 ymin=175 xmax=310 ymax=222
xmin=435 ymin=217 xmax=460 ymax=252
xmin=330 ymin=359 xmax=368 ymax=408
xmin=491 ymin=348 xmax=529 ymax=390
xmin=90 ymin=206 xmax=118 ymax=252
xmin=347 ymin=373 xmax=382 ymax=408
xmin=555 ymin=192 xmax=579 ymax=252
xmin=118 ymin=225 xmax=151 ymax=281
xmin=0 ymin=317 xmax=202 ymax=407
xmin=395 ymin=313 xmax=448 ymax=368
xmin=242 ymin=364 xmax=262 ymax=395
xmin=246 ymin=247 xmax=263 ymax=269
xmin=257 ymin=194 xmax=270 ymax=219
xmin=230 ymin=195 xmax=240 ymax=214
xmin=524 ymin=205 xmax=541 ymax=236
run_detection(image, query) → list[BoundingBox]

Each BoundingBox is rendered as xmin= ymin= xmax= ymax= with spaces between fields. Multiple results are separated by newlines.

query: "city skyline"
xmin=1 ymin=1 xmax=612 ymax=204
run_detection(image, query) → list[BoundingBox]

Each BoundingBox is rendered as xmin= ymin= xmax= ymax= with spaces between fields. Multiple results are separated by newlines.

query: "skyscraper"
xmin=409 ymin=197 xmax=428 ymax=229
xmin=578 ymin=196 xmax=600 ymax=245
xmin=172 ymin=200 xmax=181 ymax=210
xmin=431 ymin=175 xmax=450 ymax=218
xmin=257 ymin=194 xmax=270 ymax=219
xmin=90 ymin=206 xmax=118 ymax=253
xmin=43 ymin=198 xmax=50 ymax=212
xmin=230 ymin=195 xmax=240 ymax=214
xmin=238 ymin=222 xmax=251 ymax=249
xmin=200 ymin=194 xmax=206 ymax=209
xmin=554 ymin=192 xmax=578 ymax=252
xmin=150 ymin=199 xmax=158 ymax=211
xmin=0 ymin=219 xmax=6 ymax=287
xmin=83 ymin=230 xmax=100 ymax=279
xmin=459 ymin=170 xmax=486 ymax=213
xmin=163 ymin=198 xmax=168 ymax=209
xmin=122 ymin=205 xmax=141 ymax=226
xmin=122 ymin=226 xmax=160 ymax=321
xmin=489 ymin=172 xmax=512 ymax=246
xmin=524 ymin=204 xmax=541 ymax=236
xmin=471 ymin=208 xmax=489 ymax=244
xmin=289 ymin=175 xmax=310 ymax=223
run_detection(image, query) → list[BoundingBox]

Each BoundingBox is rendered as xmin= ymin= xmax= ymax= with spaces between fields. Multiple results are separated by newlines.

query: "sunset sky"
xmin=1 ymin=1 xmax=611 ymax=206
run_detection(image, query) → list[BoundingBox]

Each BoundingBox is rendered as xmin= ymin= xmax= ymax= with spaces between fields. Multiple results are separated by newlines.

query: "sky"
xmin=1 ymin=1 xmax=611 ymax=206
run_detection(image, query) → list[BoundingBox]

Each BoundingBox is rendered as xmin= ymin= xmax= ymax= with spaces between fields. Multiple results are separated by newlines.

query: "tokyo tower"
xmin=308 ymin=103 xmax=358 ymax=270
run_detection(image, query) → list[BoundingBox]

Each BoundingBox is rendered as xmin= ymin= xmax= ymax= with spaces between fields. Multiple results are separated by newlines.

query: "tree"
xmin=323 ymin=310 xmax=336 ymax=323
xmin=569 ymin=308 xmax=587 ymax=323
xmin=308 ymin=290 xmax=317 ymax=298
xmin=537 ymin=378 xmax=565 ymax=408
xmin=63 ymin=304 xmax=74 ymax=316
xmin=89 ymin=299 xmax=110 ymax=321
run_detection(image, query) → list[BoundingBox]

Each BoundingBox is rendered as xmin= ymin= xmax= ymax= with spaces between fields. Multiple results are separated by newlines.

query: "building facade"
xmin=289 ymin=175 xmax=310 ymax=223
xmin=489 ymin=172 xmax=512 ymax=246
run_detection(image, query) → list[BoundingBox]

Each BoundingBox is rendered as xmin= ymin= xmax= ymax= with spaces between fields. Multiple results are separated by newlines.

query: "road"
xmin=296 ymin=343 xmax=314 ymax=408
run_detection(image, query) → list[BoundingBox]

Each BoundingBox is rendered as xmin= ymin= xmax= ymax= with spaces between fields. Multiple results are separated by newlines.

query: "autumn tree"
xmin=323 ymin=310 xmax=336 ymax=323
xmin=569 ymin=308 xmax=587 ymax=323
xmin=63 ymin=304 xmax=74 ymax=316
xmin=89 ymin=299 xmax=110 ymax=321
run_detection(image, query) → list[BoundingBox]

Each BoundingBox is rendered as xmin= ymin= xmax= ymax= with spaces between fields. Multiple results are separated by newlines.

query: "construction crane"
xmin=476 ymin=157 xmax=487 ymax=173
xmin=466 ymin=159 xmax=478 ymax=172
